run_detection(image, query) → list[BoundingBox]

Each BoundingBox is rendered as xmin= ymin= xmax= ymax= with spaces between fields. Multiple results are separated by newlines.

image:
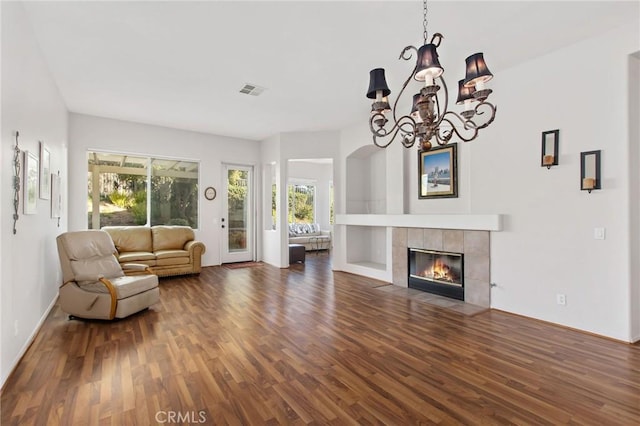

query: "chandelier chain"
xmin=423 ymin=0 xmax=428 ymax=45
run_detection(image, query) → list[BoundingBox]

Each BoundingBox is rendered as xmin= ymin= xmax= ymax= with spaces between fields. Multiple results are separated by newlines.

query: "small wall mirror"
xmin=541 ymin=129 xmax=559 ymax=169
xmin=580 ymin=150 xmax=601 ymax=193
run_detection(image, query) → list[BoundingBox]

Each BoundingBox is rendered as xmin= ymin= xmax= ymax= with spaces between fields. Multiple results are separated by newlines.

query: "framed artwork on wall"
xmin=39 ymin=141 xmax=50 ymax=199
xmin=418 ymin=143 xmax=458 ymax=199
xmin=24 ymin=150 xmax=39 ymax=214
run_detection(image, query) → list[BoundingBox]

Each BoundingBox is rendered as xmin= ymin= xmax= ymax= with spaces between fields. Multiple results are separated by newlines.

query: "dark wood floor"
xmin=2 ymin=256 xmax=640 ymax=425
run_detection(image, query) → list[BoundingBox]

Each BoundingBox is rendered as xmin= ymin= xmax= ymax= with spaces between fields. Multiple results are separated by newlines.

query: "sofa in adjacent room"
xmin=102 ymin=225 xmax=206 ymax=277
xmin=288 ymin=223 xmax=332 ymax=252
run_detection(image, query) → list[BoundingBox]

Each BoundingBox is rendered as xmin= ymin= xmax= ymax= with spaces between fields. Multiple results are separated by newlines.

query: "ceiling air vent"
xmin=239 ymin=83 xmax=266 ymax=96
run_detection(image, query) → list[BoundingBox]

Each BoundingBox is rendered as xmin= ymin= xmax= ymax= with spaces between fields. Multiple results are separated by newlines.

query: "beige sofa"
xmin=102 ymin=225 xmax=206 ymax=277
xmin=288 ymin=223 xmax=332 ymax=251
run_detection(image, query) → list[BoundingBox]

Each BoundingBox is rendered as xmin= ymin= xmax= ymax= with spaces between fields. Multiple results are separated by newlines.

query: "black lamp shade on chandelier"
xmin=367 ymin=68 xmax=391 ymax=99
xmin=463 ymin=53 xmax=493 ymax=87
xmin=414 ymin=44 xmax=443 ymax=82
xmin=455 ymin=79 xmax=475 ymax=105
xmin=366 ymin=0 xmax=497 ymax=150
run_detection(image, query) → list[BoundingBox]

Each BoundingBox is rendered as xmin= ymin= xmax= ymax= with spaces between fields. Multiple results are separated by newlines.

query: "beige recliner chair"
xmin=56 ymin=230 xmax=160 ymax=320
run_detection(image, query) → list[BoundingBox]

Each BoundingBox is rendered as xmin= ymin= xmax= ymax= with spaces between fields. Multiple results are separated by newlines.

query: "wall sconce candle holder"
xmin=541 ymin=129 xmax=559 ymax=169
xmin=13 ymin=131 xmax=21 ymax=234
xmin=580 ymin=150 xmax=601 ymax=193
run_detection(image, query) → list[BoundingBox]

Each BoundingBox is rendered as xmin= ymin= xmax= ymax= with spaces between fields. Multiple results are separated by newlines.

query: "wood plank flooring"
xmin=2 ymin=256 xmax=639 ymax=425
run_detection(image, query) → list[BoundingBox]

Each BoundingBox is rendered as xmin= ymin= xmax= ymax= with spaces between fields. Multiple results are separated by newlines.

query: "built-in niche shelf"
xmin=343 ymin=225 xmax=388 ymax=279
xmin=346 ymin=146 xmax=387 ymax=214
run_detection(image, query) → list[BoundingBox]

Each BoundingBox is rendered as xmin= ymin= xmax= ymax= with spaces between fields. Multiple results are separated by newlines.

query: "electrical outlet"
xmin=14 ymin=320 xmax=18 ymax=336
xmin=556 ymin=294 xmax=567 ymax=306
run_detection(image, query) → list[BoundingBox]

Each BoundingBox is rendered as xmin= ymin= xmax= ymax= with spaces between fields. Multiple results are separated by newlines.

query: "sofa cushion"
xmin=118 ymin=252 xmax=156 ymax=262
xmin=124 ymin=259 xmax=157 ymax=267
xmin=152 ymin=226 xmax=195 ymax=251
xmin=289 ymin=236 xmax=312 ymax=244
xmin=156 ymin=257 xmax=191 ymax=266
xmin=103 ymin=226 xmax=152 ymax=253
xmin=155 ymin=249 xmax=189 ymax=259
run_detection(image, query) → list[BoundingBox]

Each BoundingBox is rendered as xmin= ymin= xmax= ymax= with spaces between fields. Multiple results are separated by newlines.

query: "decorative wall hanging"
xmin=580 ymin=150 xmax=601 ymax=193
xmin=39 ymin=141 xmax=50 ymax=199
xmin=12 ymin=131 xmax=21 ymax=234
xmin=418 ymin=143 xmax=458 ymax=199
xmin=51 ymin=171 xmax=62 ymax=226
xmin=24 ymin=150 xmax=39 ymax=214
xmin=541 ymin=130 xmax=559 ymax=169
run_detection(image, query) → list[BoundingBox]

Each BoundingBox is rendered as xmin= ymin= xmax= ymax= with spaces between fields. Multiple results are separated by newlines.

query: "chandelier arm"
xmin=470 ymin=101 xmax=498 ymax=130
xmin=392 ymin=47 xmax=419 ymax=125
xmin=431 ymin=75 xmax=449 ymax=130
xmin=399 ymin=45 xmax=418 ymax=61
xmin=437 ymin=112 xmax=480 ymax=143
xmin=369 ymin=114 xmax=418 ymax=149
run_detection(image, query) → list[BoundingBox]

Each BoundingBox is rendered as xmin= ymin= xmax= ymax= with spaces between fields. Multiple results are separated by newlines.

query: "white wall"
xmin=68 ymin=113 xmax=261 ymax=267
xmin=477 ymin=23 xmax=639 ymax=342
xmin=1 ymin=2 xmax=69 ymax=387
xmin=629 ymin=52 xmax=640 ymax=341
xmin=260 ymin=134 xmax=283 ymax=267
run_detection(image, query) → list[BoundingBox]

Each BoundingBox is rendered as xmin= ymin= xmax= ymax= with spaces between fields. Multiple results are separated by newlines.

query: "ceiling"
xmin=21 ymin=1 xmax=639 ymax=141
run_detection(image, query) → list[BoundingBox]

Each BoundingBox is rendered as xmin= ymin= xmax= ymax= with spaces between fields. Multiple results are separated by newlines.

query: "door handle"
xmin=221 ymin=225 xmax=225 ymax=228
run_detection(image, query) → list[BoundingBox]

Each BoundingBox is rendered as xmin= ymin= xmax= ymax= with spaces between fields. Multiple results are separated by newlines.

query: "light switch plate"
xmin=594 ymin=227 xmax=606 ymax=240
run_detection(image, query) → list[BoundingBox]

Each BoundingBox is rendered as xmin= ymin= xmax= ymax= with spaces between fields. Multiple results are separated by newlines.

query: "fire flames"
xmin=422 ymin=259 xmax=455 ymax=283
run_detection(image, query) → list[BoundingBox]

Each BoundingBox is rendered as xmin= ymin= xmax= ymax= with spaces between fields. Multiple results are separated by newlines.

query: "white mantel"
xmin=335 ymin=214 xmax=503 ymax=232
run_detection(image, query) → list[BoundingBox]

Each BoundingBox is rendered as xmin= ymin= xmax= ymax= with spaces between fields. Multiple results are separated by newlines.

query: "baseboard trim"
xmin=492 ymin=308 xmax=635 ymax=345
xmin=0 ymin=293 xmax=59 ymax=392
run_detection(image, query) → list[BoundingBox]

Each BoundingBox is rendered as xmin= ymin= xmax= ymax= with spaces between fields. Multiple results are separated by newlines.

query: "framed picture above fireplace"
xmin=418 ymin=143 xmax=458 ymax=199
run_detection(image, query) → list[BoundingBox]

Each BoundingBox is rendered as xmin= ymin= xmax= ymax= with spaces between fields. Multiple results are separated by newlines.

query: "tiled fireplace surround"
xmin=392 ymin=228 xmax=491 ymax=308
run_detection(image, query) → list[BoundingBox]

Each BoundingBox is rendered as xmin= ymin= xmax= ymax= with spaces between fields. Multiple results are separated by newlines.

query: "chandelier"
xmin=366 ymin=0 xmax=497 ymax=151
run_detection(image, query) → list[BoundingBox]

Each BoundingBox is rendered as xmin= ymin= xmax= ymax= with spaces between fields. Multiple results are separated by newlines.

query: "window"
xmin=88 ymin=151 xmax=198 ymax=228
xmin=287 ymin=183 xmax=315 ymax=224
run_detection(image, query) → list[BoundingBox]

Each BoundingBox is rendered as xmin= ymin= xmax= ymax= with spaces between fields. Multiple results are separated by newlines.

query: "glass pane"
xmin=288 ymin=184 xmax=315 ymax=224
xmin=228 ymin=169 xmax=248 ymax=251
xmin=150 ymin=158 xmax=199 ymax=227
xmin=271 ymin=183 xmax=277 ymax=230
xmin=330 ymin=182 xmax=334 ymax=225
xmin=87 ymin=152 xmax=148 ymax=228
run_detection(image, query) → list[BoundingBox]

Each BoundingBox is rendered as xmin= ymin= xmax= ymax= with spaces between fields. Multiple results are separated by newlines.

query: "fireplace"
xmin=408 ymin=248 xmax=464 ymax=301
